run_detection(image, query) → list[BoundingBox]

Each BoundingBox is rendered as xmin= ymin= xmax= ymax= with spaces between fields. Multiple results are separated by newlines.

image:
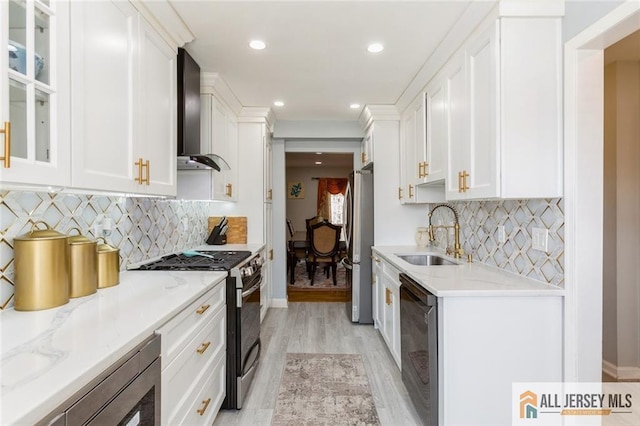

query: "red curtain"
xmin=317 ymin=178 xmax=347 ymax=218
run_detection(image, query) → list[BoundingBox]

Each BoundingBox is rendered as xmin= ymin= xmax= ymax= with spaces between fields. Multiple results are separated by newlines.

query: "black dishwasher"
xmin=400 ymin=273 xmax=437 ymax=425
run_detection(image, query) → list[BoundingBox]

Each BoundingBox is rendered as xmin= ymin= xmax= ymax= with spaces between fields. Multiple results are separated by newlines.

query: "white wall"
xmin=603 ymin=60 xmax=640 ymax=379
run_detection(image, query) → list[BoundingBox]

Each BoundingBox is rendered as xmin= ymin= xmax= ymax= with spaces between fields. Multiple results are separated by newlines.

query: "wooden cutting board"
xmin=208 ymin=217 xmax=247 ymax=244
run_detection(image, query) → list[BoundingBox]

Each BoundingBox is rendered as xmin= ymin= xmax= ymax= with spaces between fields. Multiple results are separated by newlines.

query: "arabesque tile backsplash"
xmin=0 ymin=191 xmax=213 ymax=309
xmin=0 ymin=190 xmax=565 ymax=310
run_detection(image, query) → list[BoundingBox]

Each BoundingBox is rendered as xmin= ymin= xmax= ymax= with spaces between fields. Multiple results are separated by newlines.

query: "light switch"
xmin=532 ymin=227 xmax=548 ymax=252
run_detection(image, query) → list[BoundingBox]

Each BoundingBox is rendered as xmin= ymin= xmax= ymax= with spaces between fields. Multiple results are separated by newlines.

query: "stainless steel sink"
xmin=396 ymin=254 xmax=459 ymax=266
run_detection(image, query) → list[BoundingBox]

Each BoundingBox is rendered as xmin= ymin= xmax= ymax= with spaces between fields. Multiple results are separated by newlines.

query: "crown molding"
xmin=238 ymin=107 xmax=275 ymax=129
xmin=200 ymin=72 xmax=243 ymax=116
xmin=358 ymin=105 xmax=400 ymax=129
xmin=135 ymin=1 xmax=194 ymax=49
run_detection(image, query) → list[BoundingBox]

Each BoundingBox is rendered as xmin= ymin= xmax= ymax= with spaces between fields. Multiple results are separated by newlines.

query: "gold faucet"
xmin=428 ymin=203 xmax=465 ymax=259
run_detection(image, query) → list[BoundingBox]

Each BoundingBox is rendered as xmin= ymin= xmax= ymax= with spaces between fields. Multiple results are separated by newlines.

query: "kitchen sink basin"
xmin=396 ymin=254 xmax=459 ymax=266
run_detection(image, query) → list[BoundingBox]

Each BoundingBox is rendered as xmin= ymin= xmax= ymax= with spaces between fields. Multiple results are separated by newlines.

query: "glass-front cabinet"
xmin=0 ymin=0 xmax=69 ymax=187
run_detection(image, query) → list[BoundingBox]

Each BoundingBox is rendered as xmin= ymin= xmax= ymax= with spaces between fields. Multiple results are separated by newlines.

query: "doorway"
xmin=564 ymin=3 xmax=640 ymax=382
xmin=285 ymin=152 xmax=353 ymax=302
xmin=602 ymin=29 xmax=640 ymax=382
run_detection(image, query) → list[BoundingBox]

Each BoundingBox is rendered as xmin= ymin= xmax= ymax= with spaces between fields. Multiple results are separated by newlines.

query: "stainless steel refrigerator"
xmin=343 ymin=168 xmax=374 ymax=324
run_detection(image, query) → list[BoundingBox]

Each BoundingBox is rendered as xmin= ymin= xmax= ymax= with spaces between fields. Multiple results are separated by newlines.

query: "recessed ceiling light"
xmin=367 ymin=43 xmax=384 ymax=53
xmin=273 ymin=100 xmax=284 ymax=107
xmin=316 ymin=152 xmax=323 ymax=155
xmin=350 ymin=103 xmax=361 ymax=109
xmin=249 ymin=40 xmax=266 ymax=50
xmin=315 ymin=161 xmax=322 ymax=165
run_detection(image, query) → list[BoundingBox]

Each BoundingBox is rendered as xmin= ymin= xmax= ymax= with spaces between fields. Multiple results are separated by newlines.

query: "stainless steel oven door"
xmin=237 ymin=271 xmax=262 ymax=408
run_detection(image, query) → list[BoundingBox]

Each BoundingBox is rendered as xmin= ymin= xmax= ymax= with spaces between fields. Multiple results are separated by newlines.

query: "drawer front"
xmin=157 ymin=279 xmax=225 ymax=363
xmin=170 ymin=352 xmax=226 ymax=426
xmin=162 ymin=306 xmax=225 ymax=422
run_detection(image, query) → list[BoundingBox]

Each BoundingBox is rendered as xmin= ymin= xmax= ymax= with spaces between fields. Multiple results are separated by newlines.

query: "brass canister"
xmin=97 ymin=238 xmax=120 ymax=288
xmin=13 ymin=221 xmax=69 ymax=311
xmin=67 ymin=228 xmax=98 ymax=298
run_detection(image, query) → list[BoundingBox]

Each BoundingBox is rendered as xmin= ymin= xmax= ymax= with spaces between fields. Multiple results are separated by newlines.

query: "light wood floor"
xmin=213 ymin=302 xmax=422 ymax=426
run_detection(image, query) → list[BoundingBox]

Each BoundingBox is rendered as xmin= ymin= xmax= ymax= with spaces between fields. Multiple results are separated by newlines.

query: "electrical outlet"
xmin=532 ymin=227 xmax=548 ymax=252
xmin=498 ymin=226 xmax=506 ymax=243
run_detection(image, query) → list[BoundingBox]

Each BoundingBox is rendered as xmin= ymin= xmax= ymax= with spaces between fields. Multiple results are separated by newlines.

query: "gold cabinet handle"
xmin=0 ymin=121 xmax=11 ymax=168
xmin=423 ymin=162 xmax=429 ymax=178
xmin=398 ymin=187 xmax=403 ymax=200
xmin=361 ymin=152 xmax=366 ymax=163
xmin=408 ymin=184 xmax=414 ymax=199
xmin=417 ymin=162 xmax=422 ymax=179
xmin=196 ymin=341 xmax=211 ymax=355
xmin=385 ymin=288 xmax=392 ymax=305
xmin=458 ymin=171 xmax=463 ymax=192
xmin=370 ymin=255 xmax=380 ymax=262
xmin=196 ymin=398 xmax=212 ymax=416
xmin=144 ymin=160 xmax=150 ymax=185
xmin=135 ymin=158 xmax=149 ymax=185
xmin=196 ymin=304 xmax=210 ymax=315
xmin=462 ymin=170 xmax=469 ymax=192
xmin=267 ymin=188 xmax=272 ymax=200
xmin=269 ymin=249 xmax=273 ymax=260
xmin=225 ymin=183 xmax=233 ymax=197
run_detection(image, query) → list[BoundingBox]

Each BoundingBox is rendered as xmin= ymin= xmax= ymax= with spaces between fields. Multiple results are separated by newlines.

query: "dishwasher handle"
xmin=399 ymin=273 xmax=436 ymax=307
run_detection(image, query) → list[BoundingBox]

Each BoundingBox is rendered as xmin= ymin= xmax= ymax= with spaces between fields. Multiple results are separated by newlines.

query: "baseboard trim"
xmin=602 ymin=359 xmax=618 ymax=378
xmin=270 ymin=298 xmax=288 ymax=308
xmin=602 ymin=360 xmax=640 ymax=380
xmin=617 ymin=366 xmax=640 ymax=381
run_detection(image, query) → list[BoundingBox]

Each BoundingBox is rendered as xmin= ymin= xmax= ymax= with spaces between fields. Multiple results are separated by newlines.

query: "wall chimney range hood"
xmin=177 ymin=48 xmax=230 ymax=171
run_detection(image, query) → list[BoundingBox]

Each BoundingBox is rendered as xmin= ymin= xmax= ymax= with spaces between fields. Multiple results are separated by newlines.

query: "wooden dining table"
xmin=287 ymin=231 xmax=346 ymax=284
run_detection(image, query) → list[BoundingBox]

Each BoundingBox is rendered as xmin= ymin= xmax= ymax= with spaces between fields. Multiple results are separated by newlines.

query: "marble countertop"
xmin=0 ymin=269 xmax=227 ymax=425
xmin=372 ymin=245 xmax=564 ymax=297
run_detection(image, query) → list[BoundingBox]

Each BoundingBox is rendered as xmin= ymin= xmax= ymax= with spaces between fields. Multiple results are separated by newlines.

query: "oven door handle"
xmin=242 ymin=278 xmax=262 ymax=299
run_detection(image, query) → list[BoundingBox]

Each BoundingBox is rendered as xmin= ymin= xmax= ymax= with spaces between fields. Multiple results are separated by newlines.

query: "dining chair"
xmin=307 ymin=222 xmax=341 ymax=286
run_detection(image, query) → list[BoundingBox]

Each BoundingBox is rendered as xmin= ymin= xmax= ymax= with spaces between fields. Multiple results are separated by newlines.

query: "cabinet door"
xmin=425 ymin=79 xmax=447 ymax=183
xmin=466 ymin=24 xmax=498 ymax=199
xmin=70 ymin=0 xmax=138 ymax=193
xmin=402 ymin=111 xmax=417 ymax=203
xmin=210 ymin=98 xmax=229 ymax=200
xmin=263 ymin=127 xmax=272 ymax=202
xmin=371 ymin=253 xmax=382 ymax=328
xmin=361 ymin=125 xmax=373 ymax=169
xmin=1 ymin=0 xmax=70 ymax=186
xmin=137 ymin=18 xmax=176 ymax=196
xmin=224 ymin=114 xmax=238 ymax=201
xmin=414 ymin=96 xmax=427 ymax=185
xmin=445 ymin=54 xmax=468 ymax=200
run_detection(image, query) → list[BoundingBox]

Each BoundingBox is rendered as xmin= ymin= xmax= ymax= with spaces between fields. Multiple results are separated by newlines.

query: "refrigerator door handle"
xmin=341 ymin=257 xmax=353 ymax=270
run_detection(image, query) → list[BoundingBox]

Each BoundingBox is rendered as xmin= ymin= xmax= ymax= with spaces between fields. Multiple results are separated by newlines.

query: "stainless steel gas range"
xmin=132 ymin=250 xmax=263 ymax=409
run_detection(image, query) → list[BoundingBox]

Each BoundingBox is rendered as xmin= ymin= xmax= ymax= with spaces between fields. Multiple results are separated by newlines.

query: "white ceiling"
xmin=169 ymin=1 xmax=473 ymax=121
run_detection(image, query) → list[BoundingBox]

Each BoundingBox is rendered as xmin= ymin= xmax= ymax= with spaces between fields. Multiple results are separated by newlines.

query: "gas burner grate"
xmin=134 ymin=250 xmax=252 ymax=271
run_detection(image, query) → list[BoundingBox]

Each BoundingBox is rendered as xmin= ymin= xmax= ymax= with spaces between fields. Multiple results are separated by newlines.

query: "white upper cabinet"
xmin=400 ymin=95 xmax=446 ymax=204
xmin=361 ymin=124 xmax=373 ymax=169
xmin=424 ymin=81 xmax=446 ymax=183
xmin=1 ymin=0 xmax=70 ymax=187
xmin=137 ymin=17 xmax=177 ymax=196
xmin=200 ymin=93 xmax=238 ymax=201
xmin=446 ymin=16 xmax=562 ymax=200
xmin=70 ymin=0 xmax=177 ymax=196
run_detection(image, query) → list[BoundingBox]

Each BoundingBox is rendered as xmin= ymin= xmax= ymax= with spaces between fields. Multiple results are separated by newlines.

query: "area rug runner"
xmin=271 ymin=353 xmax=380 ymax=426
xmin=288 ymin=262 xmax=348 ymax=289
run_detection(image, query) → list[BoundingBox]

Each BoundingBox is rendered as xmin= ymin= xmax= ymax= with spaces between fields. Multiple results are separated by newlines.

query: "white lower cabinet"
xmin=373 ymin=250 xmax=401 ymax=368
xmin=156 ymin=279 xmax=226 ymax=425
